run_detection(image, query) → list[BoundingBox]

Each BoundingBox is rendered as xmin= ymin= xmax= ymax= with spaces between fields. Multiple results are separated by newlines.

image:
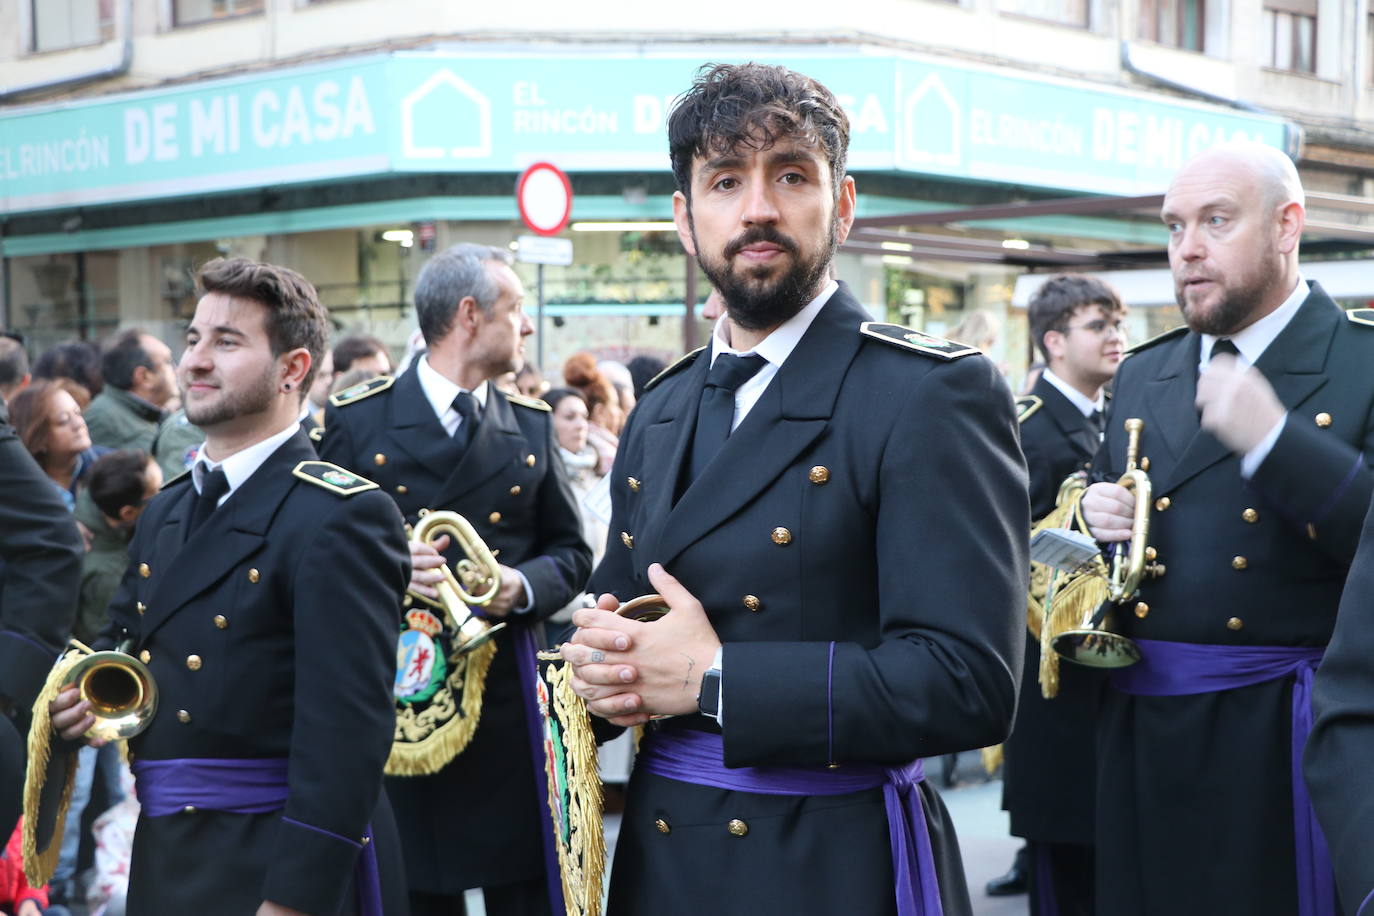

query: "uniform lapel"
xmin=655 ymin=287 xmax=864 ymax=567
xmin=430 ymin=387 xmax=525 ymax=507
xmin=388 ymin=365 xmax=462 ymax=471
xmin=1034 ymin=377 xmax=1097 ymax=459
xmin=633 ymin=350 xmax=709 ymax=564
xmin=141 ymin=432 xmax=313 ymax=640
xmin=1136 ymin=333 xmax=1200 ymax=488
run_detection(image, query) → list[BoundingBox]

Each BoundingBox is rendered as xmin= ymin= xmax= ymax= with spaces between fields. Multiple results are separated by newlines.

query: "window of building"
xmin=1262 ymin=0 xmax=1317 ymax=73
xmin=997 ymin=0 xmax=1088 ymax=28
xmin=30 ymin=0 xmax=115 ymax=53
xmin=174 ymin=0 xmax=266 ymax=27
xmin=1139 ymin=0 xmax=1205 ymax=52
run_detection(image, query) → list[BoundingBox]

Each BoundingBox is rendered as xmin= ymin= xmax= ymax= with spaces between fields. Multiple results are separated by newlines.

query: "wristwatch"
xmin=697 ymin=666 xmax=722 ymax=719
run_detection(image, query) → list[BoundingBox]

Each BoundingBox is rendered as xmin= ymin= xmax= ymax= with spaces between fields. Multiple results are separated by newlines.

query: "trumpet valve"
xmin=1144 ymin=546 xmax=1157 ymax=561
xmin=1146 ymin=562 xmax=1166 ymax=579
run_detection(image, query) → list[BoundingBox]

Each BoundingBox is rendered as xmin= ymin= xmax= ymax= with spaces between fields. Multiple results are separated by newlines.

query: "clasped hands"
xmin=560 ymin=563 xmax=721 ymax=727
xmin=1082 ymin=353 xmax=1285 ymax=541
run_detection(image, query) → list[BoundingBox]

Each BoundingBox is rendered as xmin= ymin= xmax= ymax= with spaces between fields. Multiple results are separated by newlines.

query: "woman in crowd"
xmin=9 ymin=379 xmax=107 ymax=510
xmin=545 ymin=387 xmax=607 ymax=572
xmin=562 ymin=352 xmax=620 ymax=476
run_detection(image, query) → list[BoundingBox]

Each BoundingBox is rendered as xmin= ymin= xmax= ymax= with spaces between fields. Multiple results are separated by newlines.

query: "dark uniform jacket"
xmin=320 ymin=364 xmax=592 ymax=894
xmin=1003 ymin=375 xmax=1103 ymax=846
xmin=589 ymin=283 xmax=1029 ymax=916
xmin=104 ymin=429 xmax=411 ymax=916
xmin=1091 ymin=283 xmax=1374 ymax=916
xmin=0 ymin=402 xmax=82 ymax=837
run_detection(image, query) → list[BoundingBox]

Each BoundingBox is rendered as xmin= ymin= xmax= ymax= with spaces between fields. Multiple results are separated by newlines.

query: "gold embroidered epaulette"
xmin=859 ymin=322 xmax=979 ymax=360
xmin=1125 ymin=324 xmax=1188 ymax=356
xmin=328 ymin=374 xmax=395 ymax=407
xmin=161 ymin=468 xmax=192 ymax=490
xmin=308 ymin=426 xmax=324 ymax=443
xmin=1347 ymin=308 xmax=1374 ymax=327
xmin=1016 ymin=395 xmax=1043 ymax=423
xmin=645 ymin=346 xmax=706 ymax=391
xmin=505 ymin=392 xmax=551 ymax=411
xmin=291 ymin=461 xmax=379 ymax=497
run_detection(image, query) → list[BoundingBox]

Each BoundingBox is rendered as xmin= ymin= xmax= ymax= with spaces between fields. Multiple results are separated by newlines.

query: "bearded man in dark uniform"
xmin=320 ymin=243 xmax=591 ymax=916
xmin=561 ymin=63 xmax=1029 ymax=916
xmin=1082 ymin=142 xmax=1374 ymax=916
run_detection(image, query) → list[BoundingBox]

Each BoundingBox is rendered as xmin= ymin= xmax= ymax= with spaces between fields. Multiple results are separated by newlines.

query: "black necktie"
xmin=451 ymin=391 xmax=480 ymax=451
xmin=186 ymin=467 xmax=229 ymax=537
xmin=1089 ymin=408 xmax=1105 ymax=438
xmin=687 ymin=354 xmax=768 ymax=484
xmin=1210 ymin=338 xmax=1240 ymax=362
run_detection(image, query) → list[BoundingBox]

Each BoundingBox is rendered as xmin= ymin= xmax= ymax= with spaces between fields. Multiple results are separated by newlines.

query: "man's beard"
xmin=182 ymin=367 xmax=276 ymax=428
xmin=1175 ymin=253 xmax=1281 ymax=337
xmin=695 ymin=216 xmax=838 ymax=332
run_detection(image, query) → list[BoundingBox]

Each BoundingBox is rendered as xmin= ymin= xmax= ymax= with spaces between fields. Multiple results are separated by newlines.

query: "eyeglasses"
xmin=1059 ymin=319 xmax=1125 ymax=337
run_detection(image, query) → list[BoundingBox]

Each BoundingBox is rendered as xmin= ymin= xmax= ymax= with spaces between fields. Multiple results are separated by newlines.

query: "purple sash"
xmin=1112 ymin=638 xmax=1334 ymax=916
xmin=131 ymin=757 xmax=383 ymax=916
xmin=637 ymin=728 xmax=944 ymax=916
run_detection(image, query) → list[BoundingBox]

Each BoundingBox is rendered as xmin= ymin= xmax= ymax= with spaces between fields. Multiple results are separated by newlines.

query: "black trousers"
xmin=409 ymin=876 xmax=551 ymax=916
xmin=1028 ymin=840 xmax=1095 ymax=916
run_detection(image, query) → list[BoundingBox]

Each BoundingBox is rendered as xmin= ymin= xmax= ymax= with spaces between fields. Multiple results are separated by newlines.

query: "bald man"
xmin=1080 ymin=142 xmax=1374 ymax=916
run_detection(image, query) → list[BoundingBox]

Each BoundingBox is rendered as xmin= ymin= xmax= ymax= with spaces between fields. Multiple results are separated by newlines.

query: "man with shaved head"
xmin=1080 ymin=141 xmax=1374 ymax=915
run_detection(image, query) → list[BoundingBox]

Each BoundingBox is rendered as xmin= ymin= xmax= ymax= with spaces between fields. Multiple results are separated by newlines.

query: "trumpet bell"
xmin=1052 ymin=627 xmax=1142 ymax=669
xmin=62 ymin=651 xmax=158 ymax=741
xmin=453 ymin=614 xmax=507 ymax=653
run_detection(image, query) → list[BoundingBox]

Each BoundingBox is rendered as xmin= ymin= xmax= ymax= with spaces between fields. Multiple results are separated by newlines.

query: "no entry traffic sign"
xmin=516 ymin=162 xmax=573 ymax=236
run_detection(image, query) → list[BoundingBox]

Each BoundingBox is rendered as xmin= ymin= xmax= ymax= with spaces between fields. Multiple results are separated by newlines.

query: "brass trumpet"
xmin=408 ymin=509 xmax=506 ymax=653
xmin=62 ymin=640 xmax=158 ymax=742
xmin=1051 ymin=418 xmax=1163 ymax=668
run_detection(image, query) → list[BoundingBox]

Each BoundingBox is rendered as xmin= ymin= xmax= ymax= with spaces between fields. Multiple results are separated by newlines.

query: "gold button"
xmin=1140 ymin=457 xmax=1151 ymax=471
xmin=374 ymin=453 xmax=387 ymax=466
xmin=771 ymin=527 xmax=792 ymax=545
xmin=1155 ymin=497 xmax=1171 ymax=511
xmin=827 ymin=763 xmax=841 ymax=770
xmin=526 ymin=454 xmax=536 ymax=467
xmin=489 ymin=511 xmax=502 ymax=524
xmin=248 ymin=568 xmax=260 ymax=583
xmin=727 ymin=818 xmax=749 ymax=837
xmin=361 ymin=835 xmax=370 ymax=845
xmin=654 ymin=818 xmax=671 ymax=835
xmin=742 ymin=595 xmax=761 ymax=612
xmin=1135 ymin=602 xmax=1149 ymax=618
xmin=1144 ymin=547 xmax=1157 ymax=561
xmin=808 ymin=466 xmax=830 ymax=485
xmin=139 ymin=649 xmax=151 ymax=664
xmin=139 ymin=563 xmax=151 ymax=578
xmin=1308 ymin=523 xmax=1318 ymax=540
xmin=1232 ymin=556 xmax=1248 ymax=570
xmin=396 ymin=485 xmax=408 ymax=495
xmin=1227 ymin=616 xmax=1244 ymax=631
xmin=1242 ymin=508 xmax=1259 ymax=523
xmin=186 ymin=654 xmax=202 ymax=671
xmin=621 ymin=532 xmax=634 ymax=549
xmin=1315 ymin=412 xmax=1332 ymax=428
xmin=627 ymin=477 xmax=641 ymax=492
xmin=213 ymin=615 xmax=228 ymax=629
xmin=183 ymin=805 xmax=197 ymax=814
xmin=510 ymin=485 xmax=522 ymax=496
xmin=177 ymin=709 xmax=191 ymax=723
xmin=137 ymin=601 xmax=146 ymax=616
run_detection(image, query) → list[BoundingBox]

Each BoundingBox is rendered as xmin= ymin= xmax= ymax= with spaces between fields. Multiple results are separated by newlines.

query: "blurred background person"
xmin=305 ymin=346 xmax=334 ymax=426
xmin=563 ymin=351 xmax=620 ymax=475
xmin=82 ymin=330 xmax=176 ymax=452
xmin=516 ymin=362 xmax=548 ymax=399
xmin=332 ymin=332 xmax=392 ymax=378
xmin=9 ymin=379 xmax=107 ymax=510
xmin=545 ymin=387 xmax=606 ymax=576
xmin=32 ymin=341 xmax=103 ymax=404
xmin=598 ymin=359 xmax=636 ymax=419
xmin=0 ymin=337 xmax=31 ymax=404
xmin=625 ymin=354 xmax=667 ymax=401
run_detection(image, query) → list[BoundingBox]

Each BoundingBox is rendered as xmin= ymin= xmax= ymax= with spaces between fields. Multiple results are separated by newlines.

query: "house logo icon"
xmin=402 ymin=68 xmax=492 ymax=160
xmin=904 ymin=73 xmax=961 ymax=169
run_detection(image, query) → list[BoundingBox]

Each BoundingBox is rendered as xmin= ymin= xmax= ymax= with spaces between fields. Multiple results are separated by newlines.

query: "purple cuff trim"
xmin=826 ymin=641 xmax=836 ymax=764
xmin=1358 ymin=884 xmax=1374 ymax=916
xmin=281 ymin=815 xmax=362 ymax=850
xmin=1312 ymin=452 xmax=1365 ymax=529
xmin=0 ymin=629 xmax=58 ymax=658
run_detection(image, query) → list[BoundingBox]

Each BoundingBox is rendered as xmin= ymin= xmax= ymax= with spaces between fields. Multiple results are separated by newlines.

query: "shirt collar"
xmin=1200 ymin=275 xmax=1308 ymax=367
xmin=1041 ymin=368 xmax=1103 ymax=418
xmin=417 ymin=355 xmax=488 ymax=420
xmin=193 ymin=420 xmax=301 ymax=499
xmin=709 ymin=279 xmax=838 ymax=367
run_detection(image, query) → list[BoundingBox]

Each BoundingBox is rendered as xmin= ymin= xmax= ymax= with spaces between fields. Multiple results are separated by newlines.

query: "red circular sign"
xmin=516 ymin=162 xmax=573 ymax=237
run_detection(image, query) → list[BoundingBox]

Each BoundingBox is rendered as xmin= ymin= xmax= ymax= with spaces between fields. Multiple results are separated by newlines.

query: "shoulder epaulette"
xmin=328 ymin=375 xmax=394 ymax=407
xmin=645 ymin=346 xmax=707 ymax=391
xmin=504 ymin=391 xmax=551 ymax=412
xmin=859 ymin=322 xmax=979 ymax=360
xmin=161 ymin=468 xmax=192 ymax=490
xmin=308 ymin=426 xmax=324 ymax=443
xmin=1016 ymin=395 xmax=1043 ymax=423
xmin=1124 ymin=324 xmax=1188 ymax=356
xmin=1347 ymin=308 xmax=1374 ymax=327
xmin=291 ymin=460 xmax=379 ymax=497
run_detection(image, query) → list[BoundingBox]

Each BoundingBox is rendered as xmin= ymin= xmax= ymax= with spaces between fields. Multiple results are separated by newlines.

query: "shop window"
xmin=1139 ymin=0 xmax=1205 ymax=52
xmin=997 ymin=0 xmax=1088 ymax=28
xmin=1262 ymin=0 xmax=1316 ymax=73
xmin=174 ymin=0 xmax=265 ymax=27
xmin=30 ymin=0 xmax=114 ymax=53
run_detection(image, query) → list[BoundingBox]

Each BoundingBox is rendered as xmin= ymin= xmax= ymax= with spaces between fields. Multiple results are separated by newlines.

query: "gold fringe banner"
xmin=23 ymin=647 xmax=85 ymax=887
xmin=386 ymin=639 xmax=497 ymax=776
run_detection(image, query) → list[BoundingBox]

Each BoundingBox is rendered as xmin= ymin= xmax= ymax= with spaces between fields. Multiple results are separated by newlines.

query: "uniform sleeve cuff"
xmin=260 ymin=815 xmax=364 ymax=915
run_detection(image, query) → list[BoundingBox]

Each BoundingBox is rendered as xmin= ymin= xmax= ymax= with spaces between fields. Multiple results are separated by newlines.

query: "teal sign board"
xmin=0 ymin=50 xmax=1290 ymax=214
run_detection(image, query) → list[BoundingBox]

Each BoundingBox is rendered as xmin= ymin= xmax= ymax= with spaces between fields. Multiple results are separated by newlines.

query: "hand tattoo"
xmin=680 ymin=653 xmax=695 ymax=690
xmin=590 ymin=650 xmax=605 ymax=663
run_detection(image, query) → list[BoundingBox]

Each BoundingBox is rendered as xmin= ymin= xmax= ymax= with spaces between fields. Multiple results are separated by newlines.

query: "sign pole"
xmin=537 ymin=263 xmax=546 ymax=372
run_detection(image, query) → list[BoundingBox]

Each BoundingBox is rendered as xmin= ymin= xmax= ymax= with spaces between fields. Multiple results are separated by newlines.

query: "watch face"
xmin=698 ymin=669 xmax=722 ymax=718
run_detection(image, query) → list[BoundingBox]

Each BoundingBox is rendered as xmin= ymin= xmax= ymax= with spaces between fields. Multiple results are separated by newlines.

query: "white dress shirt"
xmin=1041 ymin=368 xmax=1105 ymax=419
xmin=193 ymin=420 xmax=302 ymax=504
xmin=416 ymin=355 xmax=489 ymax=437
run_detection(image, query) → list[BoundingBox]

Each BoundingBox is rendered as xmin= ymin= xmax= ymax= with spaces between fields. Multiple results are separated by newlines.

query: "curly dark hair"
xmin=668 ymin=62 xmax=850 ymax=204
